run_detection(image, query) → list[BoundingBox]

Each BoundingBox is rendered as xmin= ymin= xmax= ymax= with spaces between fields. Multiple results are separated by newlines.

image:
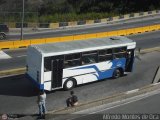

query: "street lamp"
xmin=21 ymin=0 xmax=24 ymax=40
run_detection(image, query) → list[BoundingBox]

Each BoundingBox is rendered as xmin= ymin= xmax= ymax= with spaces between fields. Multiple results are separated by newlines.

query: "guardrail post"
xmin=138 ymin=48 xmax=141 ymax=53
xmin=152 ymin=66 xmax=160 ymax=84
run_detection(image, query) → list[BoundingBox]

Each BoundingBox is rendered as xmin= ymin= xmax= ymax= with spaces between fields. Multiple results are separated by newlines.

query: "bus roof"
xmin=30 ymin=36 xmax=135 ymax=56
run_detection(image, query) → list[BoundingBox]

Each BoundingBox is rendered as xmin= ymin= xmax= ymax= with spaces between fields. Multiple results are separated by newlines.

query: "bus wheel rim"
xmin=116 ymin=70 xmax=120 ymax=77
xmin=0 ymin=35 xmax=3 ymax=39
xmin=67 ymin=80 xmax=73 ymax=88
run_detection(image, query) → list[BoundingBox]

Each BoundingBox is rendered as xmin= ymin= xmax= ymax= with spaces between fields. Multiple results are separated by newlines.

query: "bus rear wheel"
xmin=0 ymin=33 xmax=6 ymax=40
xmin=113 ymin=68 xmax=121 ymax=79
xmin=63 ymin=78 xmax=76 ymax=90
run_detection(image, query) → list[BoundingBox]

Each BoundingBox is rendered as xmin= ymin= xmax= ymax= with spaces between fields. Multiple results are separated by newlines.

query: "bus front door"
xmin=125 ymin=49 xmax=134 ymax=72
xmin=51 ymin=59 xmax=63 ymax=88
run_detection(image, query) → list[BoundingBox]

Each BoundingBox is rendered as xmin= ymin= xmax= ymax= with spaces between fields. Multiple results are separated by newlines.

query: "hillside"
xmin=0 ymin=0 xmax=160 ymax=22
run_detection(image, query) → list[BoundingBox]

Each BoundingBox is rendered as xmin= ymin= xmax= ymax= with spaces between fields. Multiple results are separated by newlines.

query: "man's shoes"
xmin=37 ymin=114 xmax=45 ymax=119
xmin=42 ymin=114 xmax=45 ymax=119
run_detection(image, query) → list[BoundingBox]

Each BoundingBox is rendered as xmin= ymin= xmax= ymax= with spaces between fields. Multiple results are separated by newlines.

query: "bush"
xmin=38 ymin=12 xmax=118 ymax=23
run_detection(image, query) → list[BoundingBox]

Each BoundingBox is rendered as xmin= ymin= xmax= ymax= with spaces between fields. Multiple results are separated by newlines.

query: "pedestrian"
xmin=66 ymin=91 xmax=78 ymax=107
xmin=37 ymin=90 xmax=46 ymax=119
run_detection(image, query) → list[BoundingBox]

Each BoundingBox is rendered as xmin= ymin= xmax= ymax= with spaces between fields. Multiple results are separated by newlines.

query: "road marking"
xmin=87 ymin=90 xmax=160 ymax=115
xmin=0 ymin=51 xmax=11 ymax=59
xmin=153 ymin=21 xmax=160 ymax=24
xmin=61 ymin=32 xmax=88 ymax=36
xmin=68 ymin=89 xmax=160 ymax=120
xmin=125 ymin=89 xmax=139 ymax=94
xmin=153 ymin=82 xmax=160 ymax=85
xmin=16 ymin=55 xmax=27 ymax=58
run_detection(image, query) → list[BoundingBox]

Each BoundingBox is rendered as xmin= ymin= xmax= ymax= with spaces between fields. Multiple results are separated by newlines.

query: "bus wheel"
xmin=113 ymin=69 xmax=121 ymax=79
xmin=63 ymin=78 xmax=75 ymax=90
xmin=0 ymin=33 xmax=6 ymax=40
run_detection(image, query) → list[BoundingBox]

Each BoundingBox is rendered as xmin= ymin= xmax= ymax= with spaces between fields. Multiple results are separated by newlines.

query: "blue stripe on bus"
xmin=112 ymin=58 xmax=126 ymax=70
xmin=71 ymin=58 xmax=126 ymax=80
xmin=26 ymin=73 xmax=44 ymax=90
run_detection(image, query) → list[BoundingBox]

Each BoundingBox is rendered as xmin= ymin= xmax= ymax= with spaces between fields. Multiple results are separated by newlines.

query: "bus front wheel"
xmin=63 ymin=78 xmax=76 ymax=90
xmin=113 ymin=69 xmax=121 ymax=79
xmin=0 ymin=33 xmax=6 ymax=40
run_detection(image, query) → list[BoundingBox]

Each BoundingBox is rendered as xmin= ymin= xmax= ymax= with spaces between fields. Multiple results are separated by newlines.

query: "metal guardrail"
xmin=0 ymin=24 xmax=160 ymax=50
xmin=152 ymin=66 xmax=160 ymax=84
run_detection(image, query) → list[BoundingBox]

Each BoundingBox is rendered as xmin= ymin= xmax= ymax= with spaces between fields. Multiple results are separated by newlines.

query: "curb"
xmin=1 ymin=24 xmax=160 ymax=50
xmin=0 ymin=68 xmax=26 ymax=77
xmin=47 ymin=83 xmax=160 ymax=116
xmin=140 ymin=47 xmax=160 ymax=53
xmin=5 ymin=10 xmax=160 ymax=29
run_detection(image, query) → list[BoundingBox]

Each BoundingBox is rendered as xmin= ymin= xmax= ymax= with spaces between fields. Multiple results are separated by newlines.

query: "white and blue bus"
xmin=26 ymin=36 xmax=136 ymax=91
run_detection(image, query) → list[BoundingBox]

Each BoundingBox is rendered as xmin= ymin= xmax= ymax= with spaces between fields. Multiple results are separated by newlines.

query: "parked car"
xmin=0 ymin=24 xmax=9 ymax=40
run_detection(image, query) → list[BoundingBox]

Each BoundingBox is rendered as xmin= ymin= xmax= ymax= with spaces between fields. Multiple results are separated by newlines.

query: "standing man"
xmin=37 ymin=90 xmax=46 ymax=119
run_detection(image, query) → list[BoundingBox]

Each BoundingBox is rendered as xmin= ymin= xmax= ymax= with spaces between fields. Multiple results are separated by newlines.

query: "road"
xmin=0 ymin=16 xmax=160 ymax=116
xmin=65 ymin=89 xmax=160 ymax=120
xmin=0 ymin=50 xmax=159 ymax=114
xmin=0 ymin=31 xmax=160 ymax=71
xmin=7 ymin=14 xmax=160 ymax=40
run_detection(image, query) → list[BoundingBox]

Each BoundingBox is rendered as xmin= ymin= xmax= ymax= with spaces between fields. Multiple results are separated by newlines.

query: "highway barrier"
xmin=0 ymin=68 xmax=26 ymax=76
xmin=0 ymin=24 xmax=160 ymax=50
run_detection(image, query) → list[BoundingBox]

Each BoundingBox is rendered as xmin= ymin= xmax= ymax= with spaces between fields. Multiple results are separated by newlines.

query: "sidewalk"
xmin=8 ymin=82 xmax=160 ymax=120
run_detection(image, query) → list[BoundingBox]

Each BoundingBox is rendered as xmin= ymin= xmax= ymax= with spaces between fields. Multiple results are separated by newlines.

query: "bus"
xmin=26 ymin=36 xmax=136 ymax=91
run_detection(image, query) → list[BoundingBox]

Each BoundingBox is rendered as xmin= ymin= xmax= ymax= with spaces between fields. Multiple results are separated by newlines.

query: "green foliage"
xmin=32 ymin=0 xmax=160 ymax=23
xmin=38 ymin=12 xmax=118 ymax=23
xmin=1 ymin=0 xmax=160 ymax=23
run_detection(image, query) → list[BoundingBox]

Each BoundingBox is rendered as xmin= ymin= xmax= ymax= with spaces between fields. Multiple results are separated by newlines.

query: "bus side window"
xmin=82 ymin=54 xmax=98 ymax=65
xmin=44 ymin=57 xmax=51 ymax=71
xmin=113 ymin=47 xmax=126 ymax=59
xmin=98 ymin=49 xmax=112 ymax=62
xmin=82 ymin=56 xmax=90 ymax=64
xmin=64 ymin=53 xmax=81 ymax=68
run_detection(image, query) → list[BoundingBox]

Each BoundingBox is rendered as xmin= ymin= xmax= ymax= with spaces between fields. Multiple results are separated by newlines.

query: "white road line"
xmin=153 ymin=21 xmax=160 ymax=24
xmin=16 ymin=55 xmax=27 ymax=58
xmin=68 ymin=89 xmax=160 ymax=120
xmin=61 ymin=32 xmax=88 ymax=36
xmin=87 ymin=90 xmax=160 ymax=114
xmin=153 ymin=82 xmax=160 ymax=85
xmin=88 ymin=90 xmax=160 ymax=115
xmin=125 ymin=89 xmax=139 ymax=94
xmin=0 ymin=51 xmax=11 ymax=59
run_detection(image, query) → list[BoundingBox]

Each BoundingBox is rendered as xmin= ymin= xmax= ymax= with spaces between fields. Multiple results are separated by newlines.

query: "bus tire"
xmin=0 ymin=33 xmax=6 ymax=40
xmin=112 ymin=68 xmax=121 ymax=79
xmin=63 ymin=78 xmax=76 ymax=90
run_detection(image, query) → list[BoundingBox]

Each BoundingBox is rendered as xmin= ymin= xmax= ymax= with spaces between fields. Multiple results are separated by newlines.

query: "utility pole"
xmin=20 ymin=0 xmax=24 ymax=40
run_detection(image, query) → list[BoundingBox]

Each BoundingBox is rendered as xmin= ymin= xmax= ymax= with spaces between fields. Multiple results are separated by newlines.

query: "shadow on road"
xmin=0 ymin=74 xmax=38 ymax=97
xmin=2 ymin=114 xmax=38 ymax=119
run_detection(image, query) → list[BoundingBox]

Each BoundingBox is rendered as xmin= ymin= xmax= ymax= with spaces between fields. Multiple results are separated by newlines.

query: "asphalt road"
xmin=0 ymin=49 xmax=26 ymax=70
xmin=0 ymin=17 xmax=160 ymax=117
xmin=67 ymin=90 xmax=160 ymax=120
xmin=1 ymin=31 xmax=160 ymax=71
xmin=7 ymin=14 xmax=160 ymax=40
xmin=0 ymin=50 xmax=159 ymax=115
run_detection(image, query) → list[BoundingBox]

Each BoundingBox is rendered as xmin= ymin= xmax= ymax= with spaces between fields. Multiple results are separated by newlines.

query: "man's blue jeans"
xmin=38 ymin=101 xmax=46 ymax=116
